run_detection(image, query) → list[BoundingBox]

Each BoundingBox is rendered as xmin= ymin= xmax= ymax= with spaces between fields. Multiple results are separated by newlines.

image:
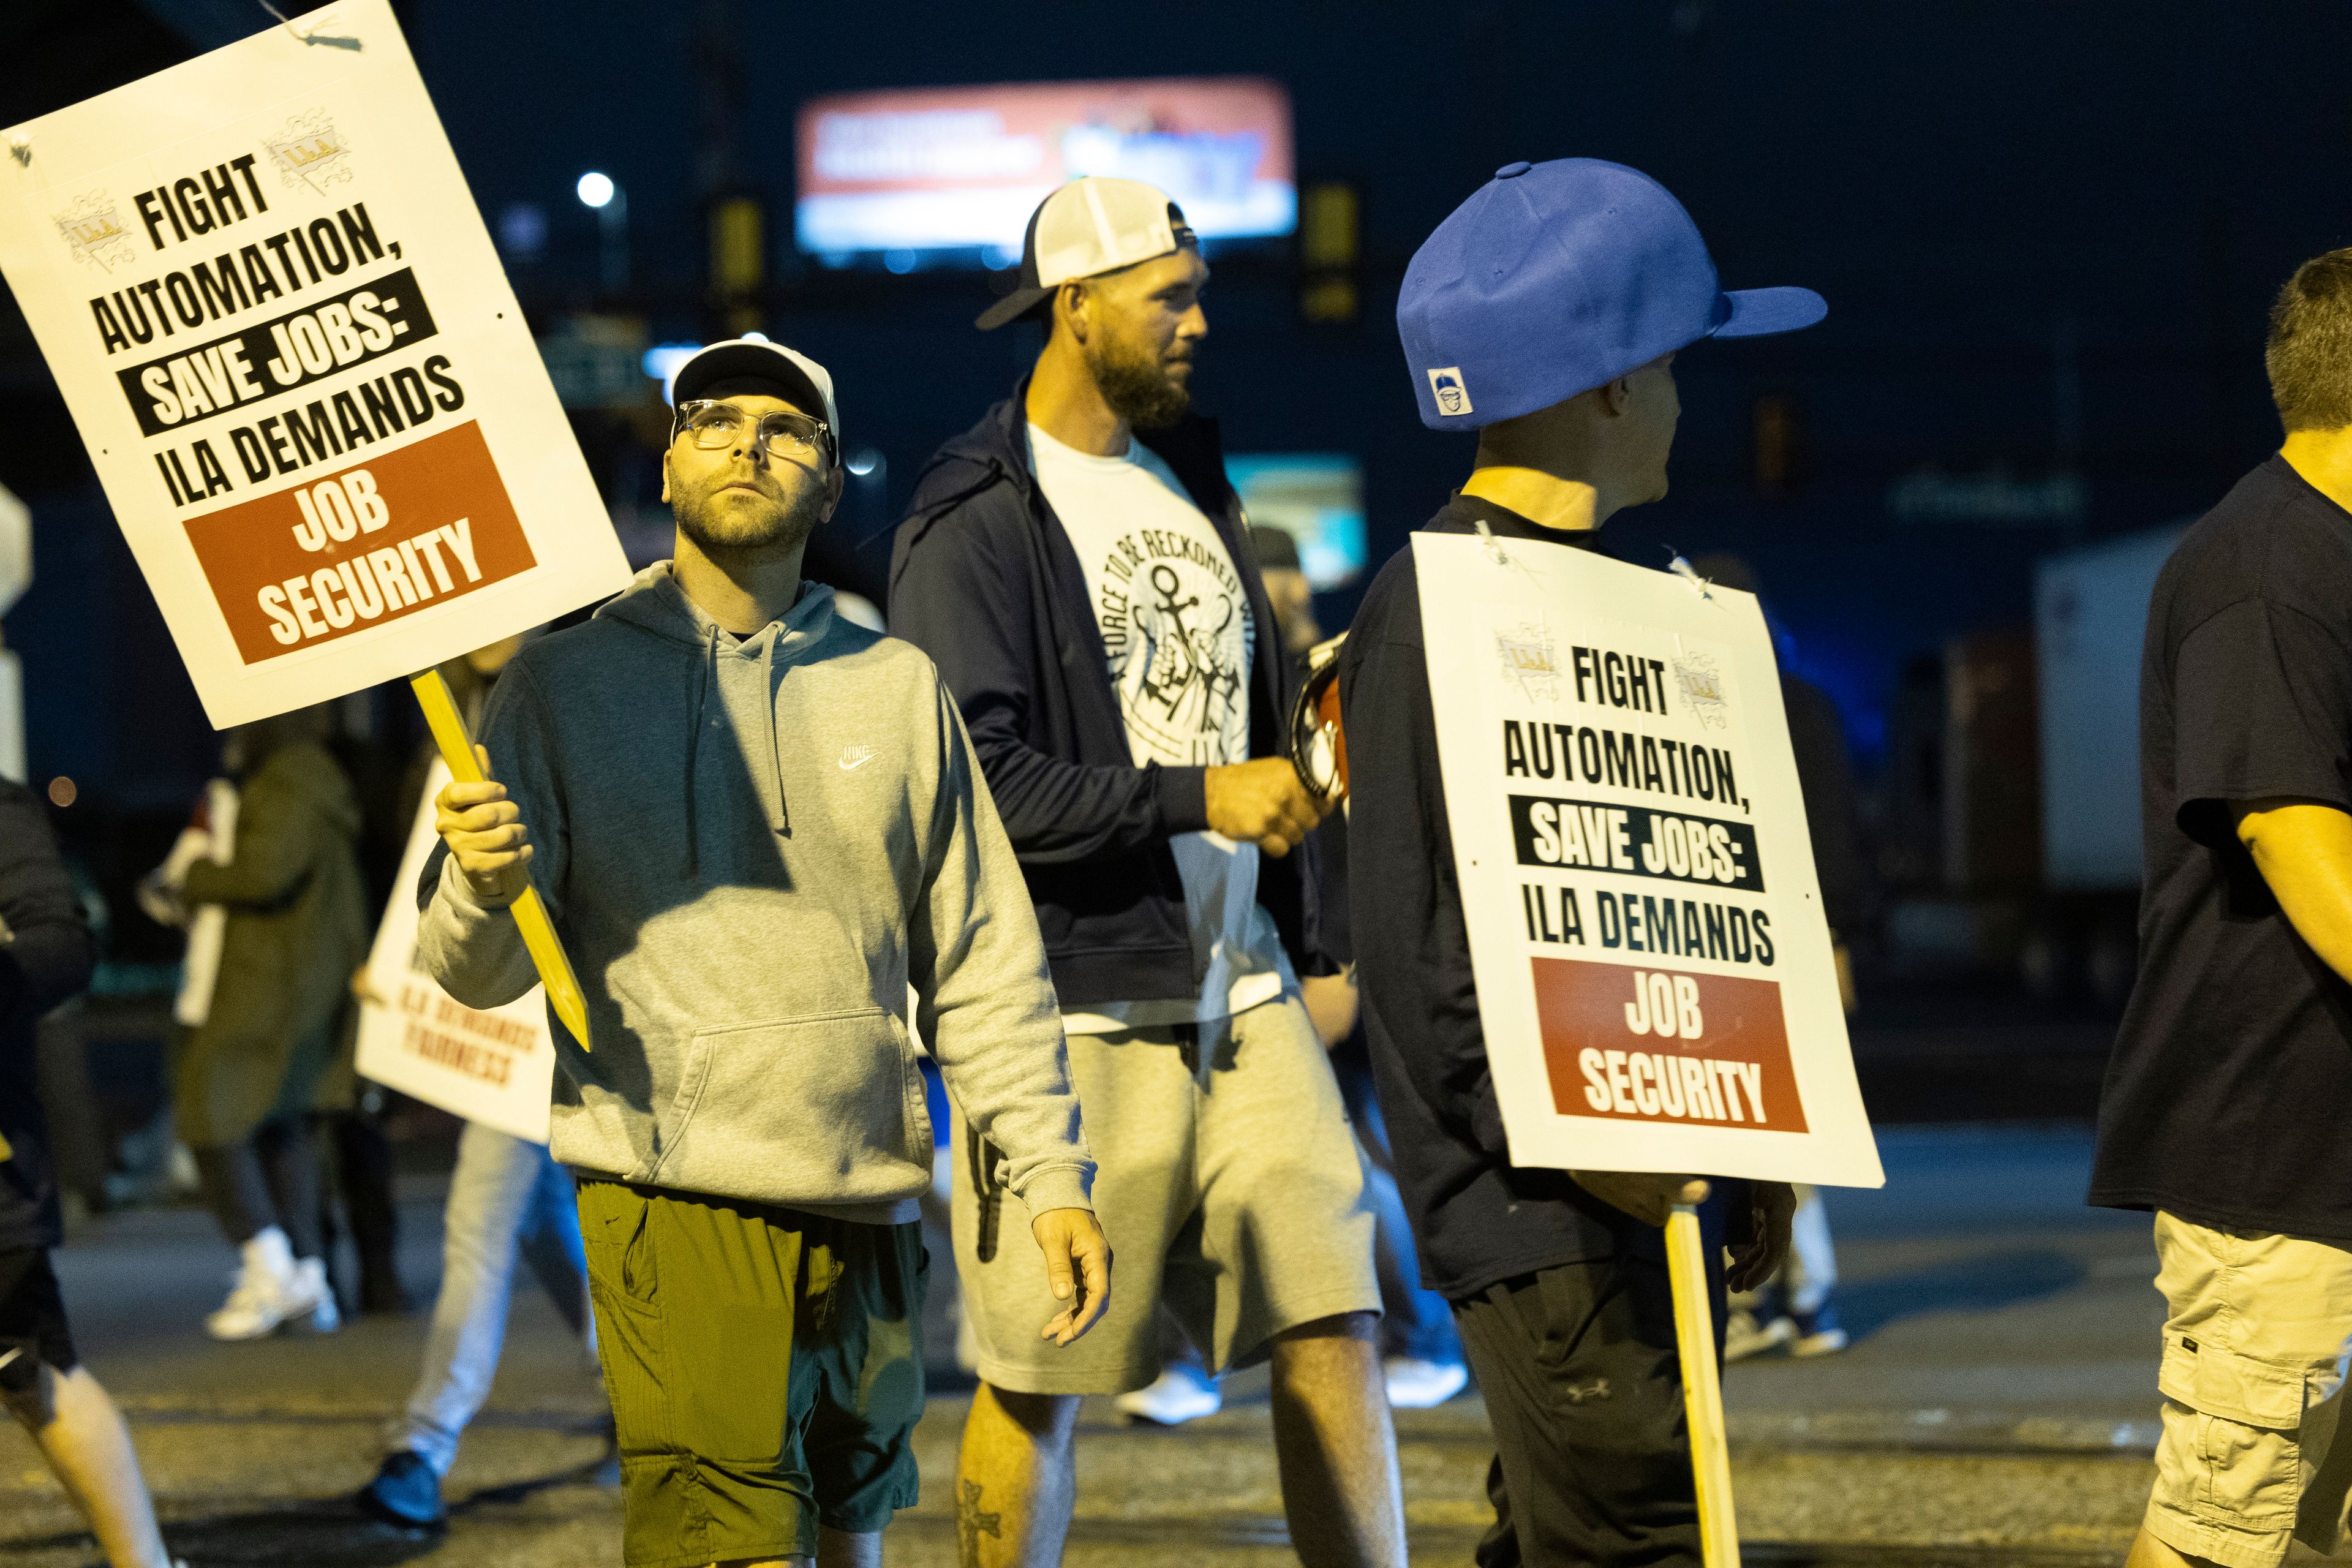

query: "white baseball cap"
xmin=668 ymin=338 xmax=841 ymax=463
xmin=975 ymin=176 xmax=1199 ymax=331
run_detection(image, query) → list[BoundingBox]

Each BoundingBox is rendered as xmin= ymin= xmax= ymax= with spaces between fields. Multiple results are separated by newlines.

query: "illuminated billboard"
xmin=796 ymin=77 xmax=1295 ymax=268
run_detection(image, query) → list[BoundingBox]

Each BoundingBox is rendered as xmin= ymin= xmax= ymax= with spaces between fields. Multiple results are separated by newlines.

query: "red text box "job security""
xmin=182 ymin=420 xmax=535 ymax=663
xmin=1531 ymin=956 xmax=1809 ymax=1133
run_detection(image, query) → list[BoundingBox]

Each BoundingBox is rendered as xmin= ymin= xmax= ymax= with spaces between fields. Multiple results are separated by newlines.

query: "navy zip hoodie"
xmin=888 ymin=381 xmax=1324 ymax=1009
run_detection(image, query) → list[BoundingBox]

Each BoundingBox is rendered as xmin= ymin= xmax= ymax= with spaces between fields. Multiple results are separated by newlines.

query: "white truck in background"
xmin=2029 ymin=521 xmax=2189 ymax=1006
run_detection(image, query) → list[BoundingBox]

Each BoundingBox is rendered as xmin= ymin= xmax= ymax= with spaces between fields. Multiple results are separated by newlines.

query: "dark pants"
xmin=1452 ymin=1238 xmax=1726 ymax=1568
xmin=324 ymin=1109 xmax=404 ymax=1312
xmin=194 ymin=1113 xmax=323 ymax=1259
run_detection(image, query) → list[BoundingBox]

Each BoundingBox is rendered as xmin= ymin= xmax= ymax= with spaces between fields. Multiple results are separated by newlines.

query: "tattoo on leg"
xmin=957 ymin=1479 xmax=1003 ymax=1566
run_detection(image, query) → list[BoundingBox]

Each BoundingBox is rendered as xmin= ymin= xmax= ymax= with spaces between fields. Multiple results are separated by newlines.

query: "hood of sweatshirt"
xmin=596 ymin=564 xmax=837 ymax=871
xmin=413 ymin=559 xmax=1094 ymax=1223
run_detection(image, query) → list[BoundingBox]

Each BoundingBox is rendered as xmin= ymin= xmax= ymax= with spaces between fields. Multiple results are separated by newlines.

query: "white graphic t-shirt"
xmin=1028 ymin=422 xmax=1295 ymax=1033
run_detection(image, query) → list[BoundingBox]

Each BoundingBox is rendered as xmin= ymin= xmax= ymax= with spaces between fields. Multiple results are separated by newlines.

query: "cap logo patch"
xmin=1428 ymin=367 xmax=1472 ymax=417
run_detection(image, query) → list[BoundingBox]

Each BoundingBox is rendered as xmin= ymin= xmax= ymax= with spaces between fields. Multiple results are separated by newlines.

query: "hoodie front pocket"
xmin=654 ymin=1007 xmax=927 ymax=1202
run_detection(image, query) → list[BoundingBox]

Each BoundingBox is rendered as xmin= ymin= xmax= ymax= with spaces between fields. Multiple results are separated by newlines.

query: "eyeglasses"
xmin=669 ymin=400 xmax=835 ymax=469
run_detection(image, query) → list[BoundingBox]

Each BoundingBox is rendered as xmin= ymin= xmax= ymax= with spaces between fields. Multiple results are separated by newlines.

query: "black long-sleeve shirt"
xmin=0 ymin=780 xmax=94 ymax=1251
xmin=1340 ymin=494 xmax=1645 ymax=1298
xmin=889 ymin=383 xmax=1324 ymax=1006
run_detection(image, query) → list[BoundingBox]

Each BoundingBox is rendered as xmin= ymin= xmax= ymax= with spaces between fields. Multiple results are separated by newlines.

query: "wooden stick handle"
xmin=1667 ymin=1202 xmax=1740 ymax=1568
xmin=409 ymin=668 xmax=591 ymax=1052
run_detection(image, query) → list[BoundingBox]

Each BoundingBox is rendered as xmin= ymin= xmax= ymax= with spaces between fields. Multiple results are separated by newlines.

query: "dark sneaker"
xmin=356 ymin=1450 xmax=445 ymax=1528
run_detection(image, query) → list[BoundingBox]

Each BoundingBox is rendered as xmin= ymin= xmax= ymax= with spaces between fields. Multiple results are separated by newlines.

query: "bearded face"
xmin=663 ymin=393 xmax=836 ymax=557
xmin=669 ymin=454 xmax=832 ymax=556
xmin=1084 ymin=314 xmax=1193 ymax=430
xmin=1071 ymin=247 xmax=1208 ymax=431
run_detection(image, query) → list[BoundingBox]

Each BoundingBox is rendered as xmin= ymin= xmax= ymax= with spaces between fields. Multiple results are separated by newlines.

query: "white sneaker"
xmin=293 ymin=1257 xmax=340 ymax=1333
xmin=205 ymin=1227 xmax=306 ymax=1341
xmin=1384 ymin=1356 xmax=1469 ymax=1409
xmin=1115 ymin=1365 xmax=1223 ymax=1426
xmin=1723 ymin=1308 xmax=1795 ymax=1363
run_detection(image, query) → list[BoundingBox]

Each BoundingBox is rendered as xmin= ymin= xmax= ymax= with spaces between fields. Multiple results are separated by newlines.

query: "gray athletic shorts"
xmin=951 ymin=991 xmax=1381 ymax=1395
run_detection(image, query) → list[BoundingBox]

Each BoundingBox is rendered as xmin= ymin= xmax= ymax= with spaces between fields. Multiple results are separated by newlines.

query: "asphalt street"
xmin=0 ymin=1124 xmax=2169 ymax=1566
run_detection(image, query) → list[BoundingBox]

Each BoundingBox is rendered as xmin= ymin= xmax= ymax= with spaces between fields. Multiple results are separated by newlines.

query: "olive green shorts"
xmin=577 ymin=1180 xmax=926 ymax=1567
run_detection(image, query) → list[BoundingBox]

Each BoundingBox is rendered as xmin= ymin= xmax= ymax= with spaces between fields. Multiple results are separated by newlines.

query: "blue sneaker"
xmin=356 ymin=1450 xmax=445 ymax=1528
xmin=1789 ymin=1301 xmax=1849 ymax=1358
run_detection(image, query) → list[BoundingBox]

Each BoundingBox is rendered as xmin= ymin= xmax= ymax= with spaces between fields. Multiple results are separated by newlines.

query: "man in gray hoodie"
xmin=418 ymin=339 xmax=1108 ymax=1568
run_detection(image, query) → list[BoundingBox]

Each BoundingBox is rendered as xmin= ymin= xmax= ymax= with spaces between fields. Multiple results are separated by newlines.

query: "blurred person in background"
xmin=892 ymin=178 xmax=1403 ymax=1566
xmin=1116 ymin=525 xmax=1469 ymax=1427
xmin=355 ymin=633 xmax=606 ymax=1530
xmin=2094 ymin=249 xmax=2352 ymax=1568
xmin=1687 ymin=554 xmax=1857 ymax=1363
xmin=3 ymin=775 xmax=183 ymax=1568
xmin=161 ymin=704 xmax=368 ymax=1341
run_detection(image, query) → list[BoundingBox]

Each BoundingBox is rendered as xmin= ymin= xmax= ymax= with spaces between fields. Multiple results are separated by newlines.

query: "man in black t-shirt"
xmin=2094 ymin=249 xmax=2352 ymax=1568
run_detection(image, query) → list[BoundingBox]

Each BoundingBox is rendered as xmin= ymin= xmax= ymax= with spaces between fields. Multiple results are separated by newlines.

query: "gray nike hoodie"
xmin=417 ymin=564 xmax=1093 ymax=1224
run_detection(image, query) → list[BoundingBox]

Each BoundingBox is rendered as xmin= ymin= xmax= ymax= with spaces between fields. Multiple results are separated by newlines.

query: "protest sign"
xmin=1416 ymin=530 xmax=1883 ymax=1568
xmin=1414 ymin=532 xmax=1882 ymax=1188
xmin=0 ymin=0 xmax=630 ymax=729
xmin=356 ymin=758 xmax=552 ymax=1143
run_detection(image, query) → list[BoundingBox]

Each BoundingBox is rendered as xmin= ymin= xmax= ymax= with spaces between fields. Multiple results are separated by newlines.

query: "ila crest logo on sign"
xmin=53 ymin=192 xmax=136 ymax=274
xmin=1674 ymin=654 xmax=1730 ymax=729
xmin=268 ymin=110 xmax=355 ymax=193
xmin=1494 ymin=622 xmax=1561 ymax=703
xmin=1427 ymin=366 xmax=1471 ymax=417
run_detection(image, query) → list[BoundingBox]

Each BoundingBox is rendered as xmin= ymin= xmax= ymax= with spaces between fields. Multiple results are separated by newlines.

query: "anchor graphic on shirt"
xmin=1134 ymin=562 xmax=1244 ymax=753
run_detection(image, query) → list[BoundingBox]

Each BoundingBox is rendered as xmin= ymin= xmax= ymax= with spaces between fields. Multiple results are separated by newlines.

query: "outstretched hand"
xmin=1031 ymin=1207 xmax=1112 ymax=1348
xmin=1727 ymin=1180 xmax=1797 ymax=1293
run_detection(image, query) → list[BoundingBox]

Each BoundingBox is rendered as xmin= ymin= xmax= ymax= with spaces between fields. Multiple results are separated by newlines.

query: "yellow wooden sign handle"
xmin=1668 ymin=1202 xmax=1740 ymax=1568
xmin=409 ymin=668 xmax=591 ymax=1052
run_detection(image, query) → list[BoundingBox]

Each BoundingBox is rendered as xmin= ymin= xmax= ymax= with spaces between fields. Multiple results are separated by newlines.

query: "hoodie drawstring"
xmin=758 ymin=630 xmax=790 ymax=837
xmin=682 ymin=622 xmax=715 ymax=879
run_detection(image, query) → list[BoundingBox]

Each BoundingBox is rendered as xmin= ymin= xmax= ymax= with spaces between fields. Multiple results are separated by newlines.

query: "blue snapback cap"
xmin=1399 ymin=158 xmax=1825 ymax=431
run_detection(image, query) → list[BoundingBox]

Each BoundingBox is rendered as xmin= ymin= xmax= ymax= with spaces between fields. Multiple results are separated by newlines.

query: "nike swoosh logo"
xmin=839 ymin=749 xmax=878 ymax=771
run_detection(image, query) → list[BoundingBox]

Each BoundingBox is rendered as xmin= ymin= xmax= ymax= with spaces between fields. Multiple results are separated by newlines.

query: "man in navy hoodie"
xmin=891 ymin=178 xmax=1402 ymax=1567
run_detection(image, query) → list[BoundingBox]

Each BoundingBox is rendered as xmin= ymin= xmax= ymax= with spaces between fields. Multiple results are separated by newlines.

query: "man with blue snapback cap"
xmin=1341 ymin=159 xmax=1811 ymax=1567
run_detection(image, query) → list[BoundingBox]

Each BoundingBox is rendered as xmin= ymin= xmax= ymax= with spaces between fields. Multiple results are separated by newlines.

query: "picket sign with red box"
xmin=0 ymin=0 xmax=624 ymax=1073
xmin=1414 ymin=529 xmax=1883 ymax=1568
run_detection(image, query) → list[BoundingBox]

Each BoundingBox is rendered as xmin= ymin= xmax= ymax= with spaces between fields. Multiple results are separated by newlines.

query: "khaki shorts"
xmin=578 ymin=1180 xmax=926 ymax=1567
xmin=2144 ymin=1211 xmax=2352 ymax=1568
xmin=951 ymin=992 xmax=1379 ymax=1395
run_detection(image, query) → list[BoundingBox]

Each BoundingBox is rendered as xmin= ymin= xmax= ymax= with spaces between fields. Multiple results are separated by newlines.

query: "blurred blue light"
xmin=643 ymin=342 xmax=702 ymax=399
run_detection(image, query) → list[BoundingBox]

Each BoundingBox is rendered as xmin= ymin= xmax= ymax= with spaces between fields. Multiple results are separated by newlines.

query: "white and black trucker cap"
xmin=975 ymin=176 xmax=1199 ymax=331
xmin=666 ymin=339 xmax=842 ymax=458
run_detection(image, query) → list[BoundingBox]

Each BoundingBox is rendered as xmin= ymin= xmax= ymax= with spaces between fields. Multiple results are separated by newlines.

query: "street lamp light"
xmin=576 ymin=171 xmax=628 ymax=294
